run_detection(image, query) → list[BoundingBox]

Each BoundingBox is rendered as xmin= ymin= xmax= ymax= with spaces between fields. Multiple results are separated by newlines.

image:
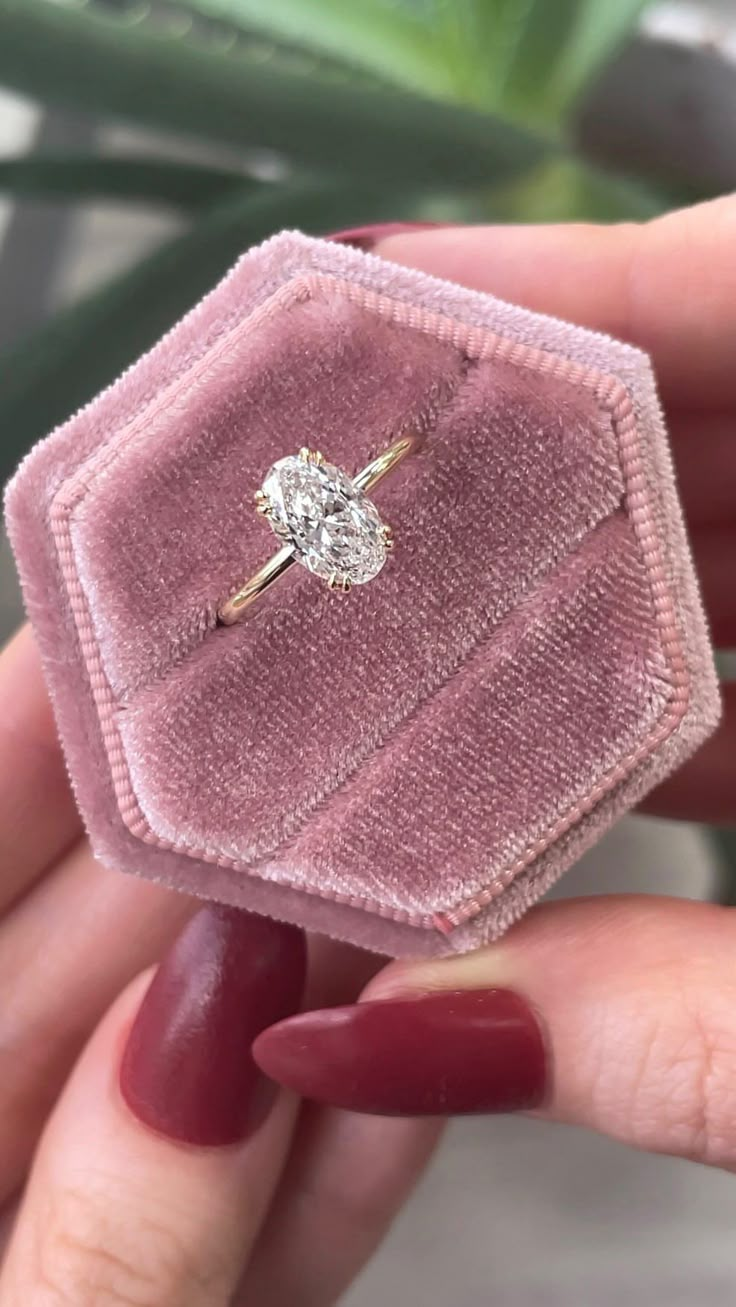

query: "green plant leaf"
xmin=0 ymin=0 xmax=550 ymax=190
xmin=481 ymin=0 xmax=590 ymax=114
xmin=0 ymin=181 xmax=407 ymax=482
xmin=0 ymin=153 xmax=256 ymax=209
xmin=457 ymin=0 xmax=647 ymax=121
xmin=177 ymin=0 xmax=455 ymax=99
xmin=487 ymin=155 xmax=667 ymax=224
xmin=176 ymin=0 xmax=646 ymax=122
xmin=545 ymin=0 xmax=648 ymax=113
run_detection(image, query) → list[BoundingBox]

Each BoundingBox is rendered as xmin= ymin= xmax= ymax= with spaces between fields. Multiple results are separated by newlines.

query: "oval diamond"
xmin=260 ymin=454 xmax=388 ymax=586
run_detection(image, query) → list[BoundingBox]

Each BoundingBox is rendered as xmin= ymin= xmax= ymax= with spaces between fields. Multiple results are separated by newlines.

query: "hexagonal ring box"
xmin=5 ymin=233 xmax=720 ymax=956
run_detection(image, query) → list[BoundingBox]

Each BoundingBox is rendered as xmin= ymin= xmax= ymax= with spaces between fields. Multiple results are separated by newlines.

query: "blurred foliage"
xmin=176 ymin=0 xmax=648 ymax=123
xmin=0 ymin=0 xmax=680 ymax=476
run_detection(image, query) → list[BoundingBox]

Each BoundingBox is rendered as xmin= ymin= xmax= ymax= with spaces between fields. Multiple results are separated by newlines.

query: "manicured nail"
xmin=326 ymin=221 xmax=449 ymax=250
xmin=253 ymin=989 xmax=547 ymax=1116
xmin=120 ymin=906 xmax=307 ymax=1146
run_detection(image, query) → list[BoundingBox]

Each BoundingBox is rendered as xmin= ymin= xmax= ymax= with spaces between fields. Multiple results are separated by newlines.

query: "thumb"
xmin=254 ymin=895 xmax=736 ymax=1171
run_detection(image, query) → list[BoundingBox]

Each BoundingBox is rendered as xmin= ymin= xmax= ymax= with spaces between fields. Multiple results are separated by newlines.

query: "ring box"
xmin=5 ymin=232 xmax=721 ymax=956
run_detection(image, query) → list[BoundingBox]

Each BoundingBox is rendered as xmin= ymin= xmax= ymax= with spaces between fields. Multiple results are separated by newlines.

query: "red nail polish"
xmin=326 ymin=221 xmax=449 ymax=250
xmin=253 ymin=989 xmax=546 ymax=1117
xmin=120 ymin=906 xmax=307 ymax=1146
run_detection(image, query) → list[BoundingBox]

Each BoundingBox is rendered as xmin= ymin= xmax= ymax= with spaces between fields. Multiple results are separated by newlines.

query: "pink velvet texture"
xmin=5 ymin=232 xmax=721 ymax=957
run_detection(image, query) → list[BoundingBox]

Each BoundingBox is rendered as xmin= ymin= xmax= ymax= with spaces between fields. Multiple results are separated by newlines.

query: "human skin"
xmin=0 ymin=198 xmax=733 ymax=1302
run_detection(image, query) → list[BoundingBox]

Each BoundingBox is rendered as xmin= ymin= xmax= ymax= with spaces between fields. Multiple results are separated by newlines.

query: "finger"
xmin=305 ymin=934 xmax=386 ymax=1009
xmin=240 ymin=938 xmax=437 ymax=1307
xmin=239 ymin=1107 xmax=440 ymax=1307
xmin=0 ymin=626 xmax=80 ymax=911
xmin=690 ymin=526 xmax=736 ymax=649
xmin=640 ymin=681 xmax=735 ymax=823
xmin=256 ymin=896 xmax=736 ymax=1172
xmin=667 ymin=410 xmax=736 ymax=529
xmin=1 ymin=906 xmax=307 ymax=1307
xmin=377 ymin=196 xmax=736 ymax=408
xmin=0 ymin=844 xmax=194 ymax=1200
xmin=0 ymin=1197 xmax=19 ymax=1264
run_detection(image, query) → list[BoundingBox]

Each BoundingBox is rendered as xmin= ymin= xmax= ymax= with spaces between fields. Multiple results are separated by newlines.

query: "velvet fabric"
xmin=5 ymin=233 xmax=720 ymax=956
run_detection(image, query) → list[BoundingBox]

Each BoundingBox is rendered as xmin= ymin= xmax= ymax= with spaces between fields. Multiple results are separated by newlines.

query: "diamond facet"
xmin=260 ymin=454 xmax=388 ymax=587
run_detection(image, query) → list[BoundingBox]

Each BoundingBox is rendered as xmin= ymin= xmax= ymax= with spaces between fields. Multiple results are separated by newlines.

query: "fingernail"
xmin=326 ymin=221 xmax=449 ymax=251
xmin=253 ymin=989 xmax=547 ymax=1116
xmin=120 ymin=906 xmax=307 ymax=1146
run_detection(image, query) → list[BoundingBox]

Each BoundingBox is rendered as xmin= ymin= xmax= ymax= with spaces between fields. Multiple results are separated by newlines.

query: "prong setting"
xmin=221 ymin=432 xmax=420 ymax=624
xmin=255 ymin=449 xmax=398 ymax=593
xmin=299 ymin=447 xmax=325 ymax=466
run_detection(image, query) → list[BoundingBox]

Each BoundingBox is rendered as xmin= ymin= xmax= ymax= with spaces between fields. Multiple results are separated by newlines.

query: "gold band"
xmin=350 ymin=433 xmax=418 ymax=494
xmin=218 ymin=431 xmax=420 ymax=626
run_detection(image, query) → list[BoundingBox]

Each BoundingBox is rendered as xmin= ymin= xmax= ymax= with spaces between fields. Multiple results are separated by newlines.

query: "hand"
xmin=1 ymin=198 xmax=733 ymax=1302
xmin=0 ymin=629 xmax=438 ymax=1303
xmin=255 ymin=199 xmax=736 ymax=1173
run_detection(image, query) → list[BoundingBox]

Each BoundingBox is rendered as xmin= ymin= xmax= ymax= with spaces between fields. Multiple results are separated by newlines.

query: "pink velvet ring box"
xmin=5 ymin=232 xmax=720 ymax=957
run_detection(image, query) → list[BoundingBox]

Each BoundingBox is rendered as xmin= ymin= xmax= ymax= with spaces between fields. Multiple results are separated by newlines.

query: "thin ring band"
xmin=218 ymin=431 xmax=420 ymax=625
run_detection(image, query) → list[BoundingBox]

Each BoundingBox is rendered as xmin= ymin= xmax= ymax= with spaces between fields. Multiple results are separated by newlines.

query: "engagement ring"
xmin=218 ymin=432 xmax=420 ymax=625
